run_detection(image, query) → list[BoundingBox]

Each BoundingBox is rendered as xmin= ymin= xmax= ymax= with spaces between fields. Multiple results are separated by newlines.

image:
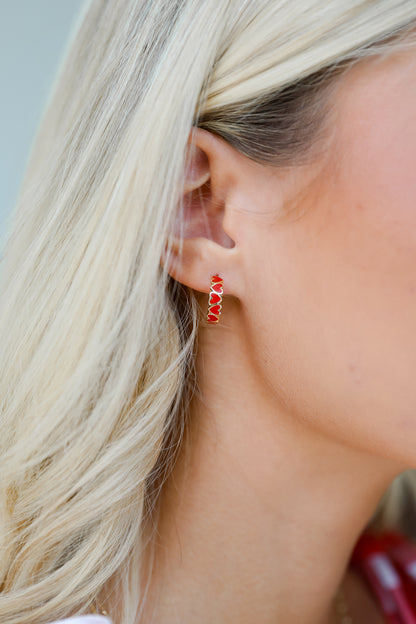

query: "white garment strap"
xmin=47 ymin=616 xmax=112 ymax=624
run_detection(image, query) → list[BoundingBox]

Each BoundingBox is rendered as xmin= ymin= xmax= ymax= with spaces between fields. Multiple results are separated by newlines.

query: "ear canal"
xmin=184 ymin=144 xmax=210 ymax=193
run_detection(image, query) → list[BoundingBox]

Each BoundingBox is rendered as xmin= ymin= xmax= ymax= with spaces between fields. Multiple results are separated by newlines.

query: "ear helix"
xmin=206 ymin=274 xmax=224 ymax=324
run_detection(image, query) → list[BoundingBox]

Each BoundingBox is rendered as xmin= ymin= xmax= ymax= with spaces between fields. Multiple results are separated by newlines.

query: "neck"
xmin=142 ymin=306 xmax=405 ymax=624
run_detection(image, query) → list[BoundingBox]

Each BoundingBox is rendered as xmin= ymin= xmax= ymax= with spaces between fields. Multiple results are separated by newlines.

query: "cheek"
xmin=244 ymin=150 xmax=416 ymax=466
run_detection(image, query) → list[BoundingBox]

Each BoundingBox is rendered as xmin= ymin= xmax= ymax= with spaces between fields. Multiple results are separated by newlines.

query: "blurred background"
xmin=0 ymin=0 xmax=84 ymax=253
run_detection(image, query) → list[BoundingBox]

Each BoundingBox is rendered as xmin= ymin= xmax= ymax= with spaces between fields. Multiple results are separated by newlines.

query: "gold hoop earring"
xmin=206 ymin=274 xmax=224 ymax=324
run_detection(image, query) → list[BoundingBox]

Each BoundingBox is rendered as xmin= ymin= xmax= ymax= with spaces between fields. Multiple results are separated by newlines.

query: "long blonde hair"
xmin=1 ymin=2 xmax=416 ymax=622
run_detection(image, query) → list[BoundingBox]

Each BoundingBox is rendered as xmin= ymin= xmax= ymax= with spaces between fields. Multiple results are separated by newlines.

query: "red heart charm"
xmin=207 ymin=314 xmax=218 ymax=323
xmin=211 ymin=275 xmax=223 ymax=284
xmin=212 ymin=282 xmax=223 ymax=293
xmin=209 ymin=293 xmax=221 ymax=304
xmin=209 ymin=305 xmax=221 ymax=315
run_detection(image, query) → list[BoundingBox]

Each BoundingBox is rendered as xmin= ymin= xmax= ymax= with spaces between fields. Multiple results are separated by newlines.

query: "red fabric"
xmin=350 ymin=529 xmax=416 ymax=623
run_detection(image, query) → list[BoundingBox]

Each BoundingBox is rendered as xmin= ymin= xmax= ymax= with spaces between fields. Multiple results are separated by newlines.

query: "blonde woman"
xmin=2 ymin=1 xmax=416 ymax=623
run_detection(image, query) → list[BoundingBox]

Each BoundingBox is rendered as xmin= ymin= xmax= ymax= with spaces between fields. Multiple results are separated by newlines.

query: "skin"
xmin=143 ymin=43 xmax=416 ymax=624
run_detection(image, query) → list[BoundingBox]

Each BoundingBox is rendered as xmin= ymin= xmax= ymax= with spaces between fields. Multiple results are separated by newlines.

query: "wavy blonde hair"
xmin=1 ymin=1 xmax=416 ymax=622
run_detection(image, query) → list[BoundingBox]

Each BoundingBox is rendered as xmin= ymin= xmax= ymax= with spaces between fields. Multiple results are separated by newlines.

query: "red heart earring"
xmin=206 ymin=274 xmax=224 ymax=324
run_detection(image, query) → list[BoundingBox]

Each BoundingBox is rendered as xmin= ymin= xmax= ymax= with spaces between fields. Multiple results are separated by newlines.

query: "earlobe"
xmin=161 ymin=234 xmax=233 ymax=295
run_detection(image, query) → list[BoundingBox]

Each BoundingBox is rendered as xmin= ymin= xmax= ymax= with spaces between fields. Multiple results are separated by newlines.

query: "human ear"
xmin=161 ymin=127 xmax=243 ymax=297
